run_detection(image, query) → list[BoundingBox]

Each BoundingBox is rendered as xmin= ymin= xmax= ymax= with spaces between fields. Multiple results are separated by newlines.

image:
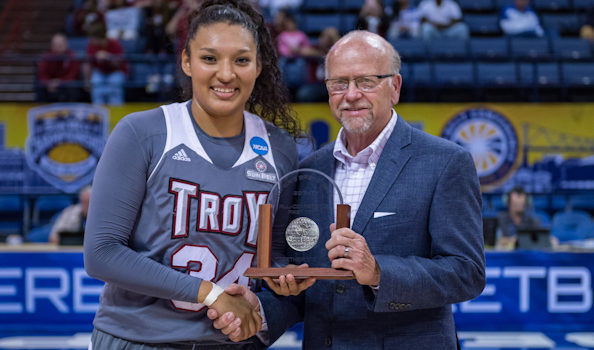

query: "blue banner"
xmin=0 ymin=251 xmax=101 ymax=332
xmin=1 ymin=249 xmax=592 ymax=335
xmin=454 ymin=251 xmax=594 ymax=332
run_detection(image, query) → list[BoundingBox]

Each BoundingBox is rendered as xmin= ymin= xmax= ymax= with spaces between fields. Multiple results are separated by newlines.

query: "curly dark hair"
xmin=179 ymin=0 xmax=301 ymax=137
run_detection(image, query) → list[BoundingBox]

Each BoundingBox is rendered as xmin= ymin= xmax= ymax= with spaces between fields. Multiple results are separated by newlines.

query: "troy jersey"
xmin=86 ymin=102 xmax=297 ymax=344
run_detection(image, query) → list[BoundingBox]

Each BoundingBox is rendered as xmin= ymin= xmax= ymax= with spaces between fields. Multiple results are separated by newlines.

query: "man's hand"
xmin=263 ymin=264 xmax=316 ymax=296
xmin=207 ymin=284 xmax=262 ymax=342
xmin=207 ymin=284 xmax=261 ymax=342
xmin=326 ymin=223 xmax=381 ymax=286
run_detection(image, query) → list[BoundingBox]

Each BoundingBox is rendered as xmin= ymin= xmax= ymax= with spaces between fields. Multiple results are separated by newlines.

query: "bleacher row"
xmin=43 ymin=41 xmax=179 ymax=101
xmin=4 ymin=188 xmax=594 ymax=243
xmin=54 ymin=0 xmax=594 ymax=103
xmin=276 ymin=0 xmax=594 ymax=101
xmin=396 ymin=36 xmax=594 ymax=100
xmin=277 ymin=0 xmax=593 ymax=102
xmin=297 ymin=0 xmax=590 ymax=35
xmin=483 ymin=193 xmax=594 ymax=242
xmin=296 ymin=10 xmax=587 ymax=38
xmin=278 ymin=37 xmax=594 ymax=102
xmin=300 ymin=0 xmax=593 ymax=12
xmin=3 ymin=132 xmax=594 ymax=242
xmin=394 ymin=37 xmax=594 ymax=61
xmin=3 ymin=140 xmax=594 ymax=241
xmin=0 ymin=148 xmax=77 ymax=240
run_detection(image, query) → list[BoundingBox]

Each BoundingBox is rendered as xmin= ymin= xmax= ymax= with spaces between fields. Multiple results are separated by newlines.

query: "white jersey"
xmin=85 ymin=102 xmax=297 ymax=344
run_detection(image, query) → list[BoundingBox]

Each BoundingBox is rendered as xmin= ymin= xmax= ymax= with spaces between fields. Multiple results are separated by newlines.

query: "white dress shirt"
xmin=333 ymin=109 xmax=398 ymax=224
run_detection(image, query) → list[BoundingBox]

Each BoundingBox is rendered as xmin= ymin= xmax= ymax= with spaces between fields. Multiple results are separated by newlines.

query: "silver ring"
xmin=344 ymin=246 xmax=350 ymax=258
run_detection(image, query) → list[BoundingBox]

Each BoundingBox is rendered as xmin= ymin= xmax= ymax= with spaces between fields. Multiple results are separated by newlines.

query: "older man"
xmin=49 ymin=185 xmax=91 ymax=244
xmin=211 ymin=30 xmax=485 ymax=349
xmin=37 ymin=32 xmax=81 ymax=102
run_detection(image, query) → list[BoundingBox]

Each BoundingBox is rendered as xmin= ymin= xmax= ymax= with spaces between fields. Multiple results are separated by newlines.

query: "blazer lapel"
xmin=301 ymin=144 xmax=337 ymax=240
xmin=318 ymin=145 xmax=338 ymax=229
xmin=313 ymin=144 xmax=337 ymax=180
xmin=351 ymin=118 xmax=413 ymax=234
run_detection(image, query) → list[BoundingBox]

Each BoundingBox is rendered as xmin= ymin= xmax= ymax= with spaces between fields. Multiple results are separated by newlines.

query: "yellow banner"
xmin=2 ymin=102 xmax=594 ymax=192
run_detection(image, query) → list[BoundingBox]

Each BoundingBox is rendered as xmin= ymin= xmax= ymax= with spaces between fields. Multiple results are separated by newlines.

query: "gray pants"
xmin=90 ymin=328 xmax=265 ymax=350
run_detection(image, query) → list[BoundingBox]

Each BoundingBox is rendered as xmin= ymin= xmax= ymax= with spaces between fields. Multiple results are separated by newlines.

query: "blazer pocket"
xmin=371 ymin=210 xmax=416 ymax=227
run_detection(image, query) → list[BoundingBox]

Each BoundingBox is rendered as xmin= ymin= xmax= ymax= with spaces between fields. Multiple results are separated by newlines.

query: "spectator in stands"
xmin=499 ymin=0 xmax=544 ymax=37
xmin=496 ymin=186 xmax=541 ymax=250
xmin=356 ymin=0 xmax=390 ymax=38
xmin=276 ymin=12 xmax=310 ymax=58
xmin=83 ymin=21 xmax=128 ymax=105
xmin=258 ymin=0 xmax=302 ymax=19
xmin=297 ymin=26 xmax=340 ymax=102
xmin=580 ymin=6 xmax=594 ymax=42
xmin=141 ymin=0 xmax=175 ymax=54
xmin=417 ymin=0 xmax=469 ymax=40
xmin=166 ymin=0 xmax=202 ymax=54
xmin=36 ymin=33 xmax=81 ymax=102
xmin=387 ymin=0 xmax=421 ymax=40
xmin=267 ymin=8 xmax=288 ymax=44
xmin=72 ymin=0 xmax=105 ymax=36
xmin=105 ymin=0 xmax=144 ymax=40
xmin=275 ymin=12 xmax=309 ymax=96
xmin=49 ymin=186 xmax=91 ymax=245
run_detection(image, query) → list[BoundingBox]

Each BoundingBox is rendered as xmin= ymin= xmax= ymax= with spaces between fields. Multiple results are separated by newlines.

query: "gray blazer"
xmin=259 ymin=117 xmax=486 ymax=350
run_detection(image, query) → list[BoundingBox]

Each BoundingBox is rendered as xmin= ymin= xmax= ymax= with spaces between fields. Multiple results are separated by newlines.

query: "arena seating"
xmin=52 ymin=0 xmax=594 ymax=103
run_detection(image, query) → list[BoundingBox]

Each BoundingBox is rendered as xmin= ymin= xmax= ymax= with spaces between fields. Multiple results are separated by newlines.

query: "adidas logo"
xmin=172 ymin=149 xmax=191 ymax=162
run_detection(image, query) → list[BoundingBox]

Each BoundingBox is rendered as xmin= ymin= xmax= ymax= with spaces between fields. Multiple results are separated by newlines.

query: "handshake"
xmin=203 ymin=224 xmax=381 ymax=342
xmin=202 ymin=264 xmax=316 ymax=342
xmin=202 ymin=283 xmax=262 ymax=342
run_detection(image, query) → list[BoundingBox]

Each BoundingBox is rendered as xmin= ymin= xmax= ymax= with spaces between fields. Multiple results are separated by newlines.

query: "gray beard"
xmin=340 ymin=112 xmax=374 ymax=135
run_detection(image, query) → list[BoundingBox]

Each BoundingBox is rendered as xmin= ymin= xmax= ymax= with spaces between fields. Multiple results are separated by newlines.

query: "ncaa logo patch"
xmin=250 ymin=137 xmax=269 ymax=155
xmin=25 ymin=103 xmax=109 ymax=193
xmin=441 ymin=107 xmax=518 ymax=190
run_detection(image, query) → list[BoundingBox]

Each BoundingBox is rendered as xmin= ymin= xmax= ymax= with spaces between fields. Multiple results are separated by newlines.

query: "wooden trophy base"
xmin=244 ymin=203 xmax=355 ymax=280
xmin=244 ymin=267 xmax=354 ymax=280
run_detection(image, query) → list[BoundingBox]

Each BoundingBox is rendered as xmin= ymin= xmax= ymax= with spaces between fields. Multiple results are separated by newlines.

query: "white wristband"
xmin=203 ymin=284 xmax=224 ymax=306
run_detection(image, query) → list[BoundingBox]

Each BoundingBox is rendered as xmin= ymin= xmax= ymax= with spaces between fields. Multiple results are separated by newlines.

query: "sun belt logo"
xmin=255 ymin=160 xmax=267 ymax=172
xmin=250 ymin=136 xmax=269 ymax=155
xmin=25 ymin=103 xmax=109 ymax=193
xmin=441 ymin=107 xmax=518 ymax=189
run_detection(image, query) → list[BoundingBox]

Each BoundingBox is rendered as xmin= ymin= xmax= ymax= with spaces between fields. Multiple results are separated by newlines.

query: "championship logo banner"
xmin=441 ymin=107 xmax=519 ymax=192
xmin=25 ymin=104 xmax=109 ymax=193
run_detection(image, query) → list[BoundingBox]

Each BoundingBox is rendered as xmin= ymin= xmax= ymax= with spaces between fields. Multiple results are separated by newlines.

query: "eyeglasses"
xmin=325 ymin=74 xmax=395 ymax=94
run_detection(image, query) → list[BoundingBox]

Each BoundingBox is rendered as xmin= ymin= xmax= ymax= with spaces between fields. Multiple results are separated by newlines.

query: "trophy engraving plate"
xmin=285 ymin=217 xmax=319 ymax=252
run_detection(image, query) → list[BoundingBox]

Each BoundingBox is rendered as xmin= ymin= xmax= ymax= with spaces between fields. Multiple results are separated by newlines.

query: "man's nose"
xmin=344 ymin=80 xmax=363 ymax=101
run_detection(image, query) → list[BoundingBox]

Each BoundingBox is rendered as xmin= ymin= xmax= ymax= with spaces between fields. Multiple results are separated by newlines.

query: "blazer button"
xmin=325 ymin=336 xmax=332 ymax=346
xmin=389 ymin=302 xmax=398 ymax=310
xmin=336 ymin=284 xmax=345 ymax=294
